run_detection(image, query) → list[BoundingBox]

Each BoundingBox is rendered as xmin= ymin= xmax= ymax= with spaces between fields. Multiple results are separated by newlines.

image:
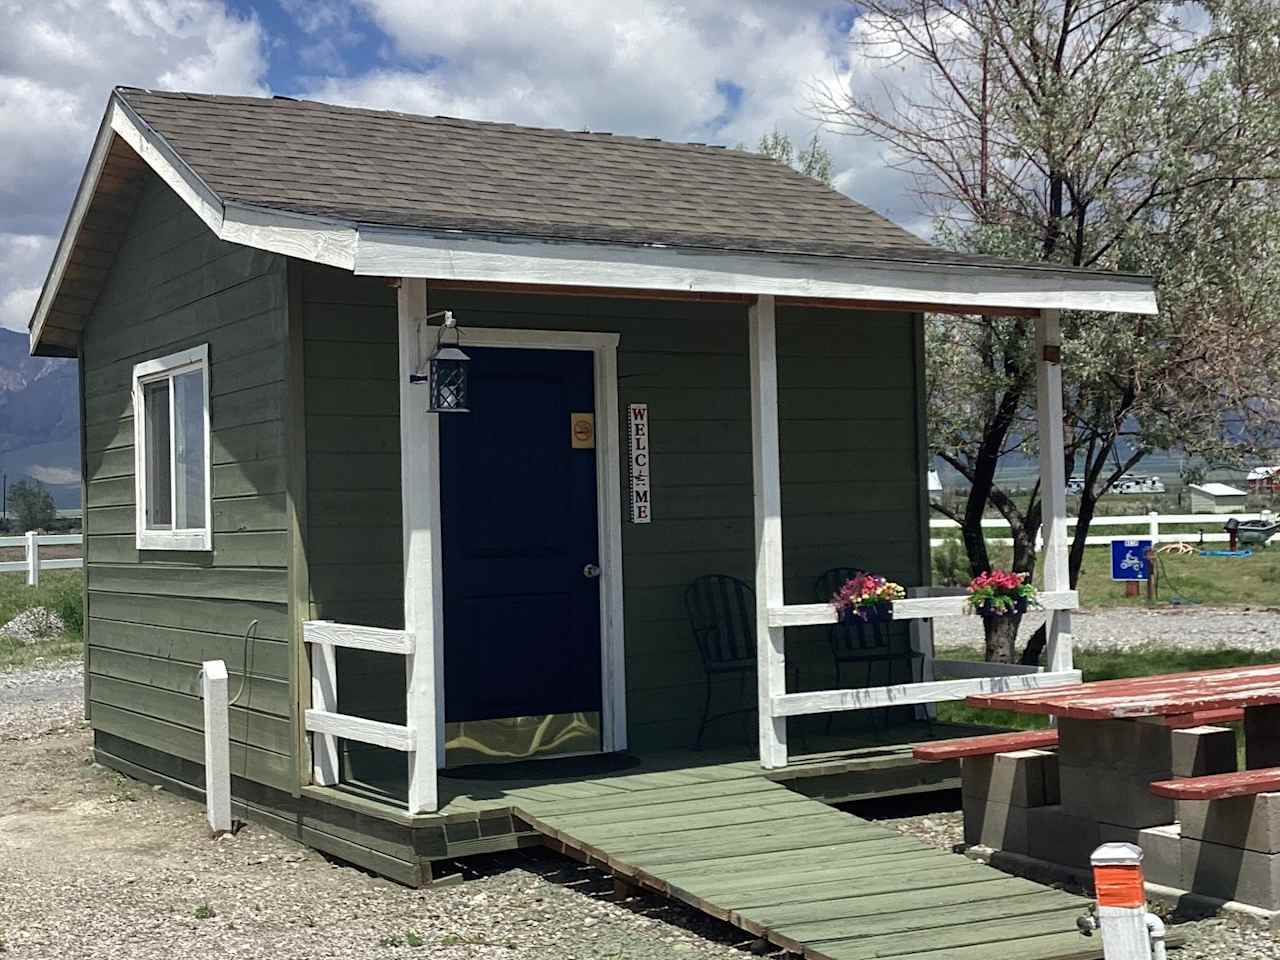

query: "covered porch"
xmin=297 ymin=266 xmax=1151 ymax=818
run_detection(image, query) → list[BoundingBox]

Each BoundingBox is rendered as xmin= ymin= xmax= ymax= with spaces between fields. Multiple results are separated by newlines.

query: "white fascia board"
xmin=28 ymin=94 xmax=359 ymax=356
xmin=353 ymin=226 xmax=1159 ymax=316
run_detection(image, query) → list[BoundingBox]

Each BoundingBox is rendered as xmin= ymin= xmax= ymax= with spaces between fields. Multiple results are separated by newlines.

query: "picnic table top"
xmin=967 ymin=663 xmax=1280 ymax=720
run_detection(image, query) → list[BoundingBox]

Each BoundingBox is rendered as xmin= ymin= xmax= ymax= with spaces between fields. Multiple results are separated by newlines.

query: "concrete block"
xmin=963 ymin=793 xmax=1029 ymax=854
xmin=1060 ymin=763 xmax=1176 ymax=828
xmin=1179 ymin=792 xmax=1280 ymax=854
xmin=1172 ymin=726 xmax=1238 ymax=778
xmin=1244 ymin=706 xmax=1280 ymax=769
xmin=1057 ymin=717 xmax=1172 ymax=773
xmin=1027 ymin=804 xmax=1100 ymax=869
xmin=962 ymin=749 xmax=1056 ymax=807
xmin=1181 ymin=834 xmax=1280 ymax=910
xmin=1137 ymin=823 xmax=1183 ymax=888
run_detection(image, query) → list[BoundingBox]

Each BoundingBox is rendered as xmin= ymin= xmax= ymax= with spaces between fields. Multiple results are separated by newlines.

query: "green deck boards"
xmin=405 ymin=734 xmax=1098 ymax=960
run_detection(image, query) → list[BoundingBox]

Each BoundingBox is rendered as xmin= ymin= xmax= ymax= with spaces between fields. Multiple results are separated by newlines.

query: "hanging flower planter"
xmin=831 ymin=573 xmax=906 ymax=624
xmin=965 ymin=570 xmax=1039 ymax=619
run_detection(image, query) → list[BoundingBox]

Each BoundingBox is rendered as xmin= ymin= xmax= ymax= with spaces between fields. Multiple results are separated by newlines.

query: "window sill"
xmin=136 ymin=530 xmax=212 ymax=552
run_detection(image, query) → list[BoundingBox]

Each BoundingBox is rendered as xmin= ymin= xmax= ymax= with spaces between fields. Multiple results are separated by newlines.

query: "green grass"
xmin=0 ymin=570 xmax=83 ymax=670
xmin=1075 ymin=544 xmax=1280 ymax=609
xmin=937 ymin=645 xmax=1280 ymax=729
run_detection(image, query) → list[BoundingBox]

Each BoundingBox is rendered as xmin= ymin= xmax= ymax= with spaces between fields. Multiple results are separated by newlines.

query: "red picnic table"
xmin=963 ymin=664 xmax=1280 ymax=909
xmin=968 ymin=663 xmax=1280 ymax=777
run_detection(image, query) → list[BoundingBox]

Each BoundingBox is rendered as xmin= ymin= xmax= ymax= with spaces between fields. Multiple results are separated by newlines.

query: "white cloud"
xmin=29 ymin=465 xmax=80 ymax=485
xmin=301 ymin=0 xmax=923 ymax=235
xmin=0 ymin=0 xmax=268 ymax=336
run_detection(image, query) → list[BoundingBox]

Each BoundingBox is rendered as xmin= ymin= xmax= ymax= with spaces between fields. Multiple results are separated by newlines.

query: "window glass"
xmin=143 ymin=379 xmax=172 ymax=529
xmin=173 ymin=369 xmax=206 ymax=529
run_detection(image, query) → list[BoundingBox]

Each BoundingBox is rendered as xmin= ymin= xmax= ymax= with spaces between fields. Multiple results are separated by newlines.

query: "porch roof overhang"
xmin=29 ymin=89 xmax=1158 ymax=358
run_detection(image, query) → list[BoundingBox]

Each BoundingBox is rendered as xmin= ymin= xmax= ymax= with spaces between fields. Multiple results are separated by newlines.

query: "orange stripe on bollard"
xmin=1094 ymin=863 xmax=1146 ymax=908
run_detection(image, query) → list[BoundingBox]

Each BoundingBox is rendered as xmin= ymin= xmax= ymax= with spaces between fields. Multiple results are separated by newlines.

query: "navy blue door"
xmin=439 ymin=347 xmax=602 ymax=725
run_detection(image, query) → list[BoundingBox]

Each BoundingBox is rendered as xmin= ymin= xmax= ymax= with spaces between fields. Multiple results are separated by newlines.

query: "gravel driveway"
xmin=934 ymin=605 xmax=1280 ymax=652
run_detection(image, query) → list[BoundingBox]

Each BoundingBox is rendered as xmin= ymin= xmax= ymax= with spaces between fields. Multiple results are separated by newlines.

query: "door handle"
xmin=583 ymin=563 xmax=601 ymax=579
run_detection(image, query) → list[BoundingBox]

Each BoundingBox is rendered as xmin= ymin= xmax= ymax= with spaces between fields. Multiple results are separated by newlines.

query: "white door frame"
xmin=422 ymin=324 xmax=628 ymax=756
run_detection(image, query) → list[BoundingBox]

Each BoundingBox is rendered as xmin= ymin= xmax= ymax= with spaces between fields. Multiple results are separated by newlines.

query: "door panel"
xmin=439 ymin=347 xmax=602 ymax=740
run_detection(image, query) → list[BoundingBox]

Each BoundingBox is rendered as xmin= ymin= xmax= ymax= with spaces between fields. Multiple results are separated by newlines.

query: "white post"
xmin=398 ymin=278 xmax=444 ymax=814
xmin=1035 ymin=310 xmax=1073 ymax=672
xmin=1090 ymin=843 xmax=1154 ymax=960
xmin=310 ymin=642 xmax=340 ymax=786
xmin=200 ymin=659 xmax=233 ymax=836
xmin=748 ymin=295 xmax=788 ymax=769
xmin=1148 ymin=511 xmax=1159 ymax=543
xmin=25 ymin=531 xmax=38 ymax=587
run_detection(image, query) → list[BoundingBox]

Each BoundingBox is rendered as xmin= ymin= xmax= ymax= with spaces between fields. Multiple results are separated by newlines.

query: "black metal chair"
xmin=683 ymin=574 xmax=800 ymax=749
xmin=815 ymin=566 xmax=926 ymax=735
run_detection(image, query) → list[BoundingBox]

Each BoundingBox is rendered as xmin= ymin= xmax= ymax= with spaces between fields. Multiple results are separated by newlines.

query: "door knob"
xmin=583 ymin=563 xmax=601 ymax=578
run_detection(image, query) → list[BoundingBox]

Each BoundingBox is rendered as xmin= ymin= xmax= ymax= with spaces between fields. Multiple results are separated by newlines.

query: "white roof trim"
xmin=354 ymin=226 xmax=1158 ymax=315
xmin=31 ymin=91 xmax=1158 ymax=355
xmin=29 ymin=93 xmax=357 ymax=354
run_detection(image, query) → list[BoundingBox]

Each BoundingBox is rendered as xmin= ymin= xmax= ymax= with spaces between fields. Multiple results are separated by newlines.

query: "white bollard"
xmin=1091 ymin=843 xmax=1153 ymax=960
xmin=25 ymin=530 xmax=38 ymax=587
xmin=200 ymin=659 xmax=233 ymax=836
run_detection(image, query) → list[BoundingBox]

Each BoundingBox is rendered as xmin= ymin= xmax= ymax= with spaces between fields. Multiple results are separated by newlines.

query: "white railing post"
xmin=200 ymin=659 xmax=233 ymax=836
xmin=25 ymin=530 xmax=39 ymax=587
xmin=748 ymin=294 xmax=787 ymax=769
xmin=398 ymin=277 xmax=444 ymax=814
xmin=1149 ymin=511 xmax=1159 ymax=543
xmin=310 ymin=641 xmax=340 ymax=786
xmin=1036 ymin=310 xmax=1073 ymax=673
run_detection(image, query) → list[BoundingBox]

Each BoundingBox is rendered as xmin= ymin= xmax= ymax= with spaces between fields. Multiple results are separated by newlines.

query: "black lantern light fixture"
xmin=410 ymin=310 xmax=471 ymax=413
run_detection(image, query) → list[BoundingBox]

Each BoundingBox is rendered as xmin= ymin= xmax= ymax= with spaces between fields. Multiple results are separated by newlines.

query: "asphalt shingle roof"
xmin=116 ymin=86 xmax=952 ymax=263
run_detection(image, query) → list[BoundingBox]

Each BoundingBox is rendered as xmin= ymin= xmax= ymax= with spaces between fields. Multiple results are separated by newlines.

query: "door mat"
xmin=440 ymin=752 xmax=641 ymax=781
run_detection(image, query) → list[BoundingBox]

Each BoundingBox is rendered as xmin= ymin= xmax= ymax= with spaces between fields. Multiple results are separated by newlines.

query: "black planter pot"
xmin=976 ymin=596 xmax=1029 ymax=618
xmin=839 ymin=600 xmax=894 ymax=624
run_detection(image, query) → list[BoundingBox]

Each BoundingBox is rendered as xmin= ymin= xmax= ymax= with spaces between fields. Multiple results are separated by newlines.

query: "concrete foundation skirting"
xmin=964 ymin=844 xmax=1280 ymax=932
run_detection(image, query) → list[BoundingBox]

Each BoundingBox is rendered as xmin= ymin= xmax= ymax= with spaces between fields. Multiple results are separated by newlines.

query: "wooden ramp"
xmin=510 ymin=776 xmax=1097 ymax=960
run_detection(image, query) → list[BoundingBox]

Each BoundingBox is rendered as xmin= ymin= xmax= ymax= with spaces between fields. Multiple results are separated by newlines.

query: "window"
xmin=132 ymin=344 xmax=211 ymax=550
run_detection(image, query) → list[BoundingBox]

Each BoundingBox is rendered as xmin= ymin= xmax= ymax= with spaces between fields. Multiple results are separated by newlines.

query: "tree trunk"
xmin=984 ymin=613 xmax=1022 ymax=663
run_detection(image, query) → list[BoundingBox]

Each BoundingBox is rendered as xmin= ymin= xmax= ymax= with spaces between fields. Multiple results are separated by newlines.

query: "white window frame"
xmin=132 ymin=344 xmax=212 ymax=551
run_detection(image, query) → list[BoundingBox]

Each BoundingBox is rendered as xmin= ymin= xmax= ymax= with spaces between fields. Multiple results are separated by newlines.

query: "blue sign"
xmin=1111 ymin=539 xmax=1153 ymax=581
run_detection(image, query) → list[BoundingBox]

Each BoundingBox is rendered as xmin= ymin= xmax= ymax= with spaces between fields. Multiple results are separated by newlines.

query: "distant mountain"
xmin=0 ymin=329 xmax=79 ymax=507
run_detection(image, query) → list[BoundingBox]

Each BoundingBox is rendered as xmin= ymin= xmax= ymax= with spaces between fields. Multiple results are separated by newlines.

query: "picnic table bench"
xmin=958 ymin=664 xmax=1280 ymax=912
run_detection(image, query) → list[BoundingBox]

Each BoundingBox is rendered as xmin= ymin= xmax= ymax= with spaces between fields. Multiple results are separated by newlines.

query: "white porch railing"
xmin=302 ymin=620 xmax=418 ymax=808
xmin=765 ymin=593 xmax=1083 ymax=719
xmin=0 ymin=532 xmax=83 ymax=585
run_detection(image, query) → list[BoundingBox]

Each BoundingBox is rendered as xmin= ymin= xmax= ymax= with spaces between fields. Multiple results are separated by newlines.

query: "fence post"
xmin=25 ymin=530 xmax=38 ymax=587
xmin=1090 ymin=842 xmax=1153 ymax=959
xmin=1148 ymin=511 xmax=1160 ymax=544
xmin=200 ymin=659 xmax=233 ymax=836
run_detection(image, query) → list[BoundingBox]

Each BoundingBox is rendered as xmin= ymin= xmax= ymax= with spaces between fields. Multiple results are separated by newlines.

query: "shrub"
xmin=43 ymin=574 xmax=83 ymax=638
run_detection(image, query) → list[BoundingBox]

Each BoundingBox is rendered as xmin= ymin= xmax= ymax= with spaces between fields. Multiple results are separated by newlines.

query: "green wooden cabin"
xmin=29 ymin=87 xmax=1156 ymax=882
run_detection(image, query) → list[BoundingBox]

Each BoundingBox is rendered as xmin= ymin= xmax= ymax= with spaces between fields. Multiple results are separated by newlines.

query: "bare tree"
xmin=815 ymin=0 xmax=1280 ymax=662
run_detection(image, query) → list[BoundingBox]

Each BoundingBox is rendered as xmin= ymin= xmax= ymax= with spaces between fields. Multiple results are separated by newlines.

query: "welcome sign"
xmin=628 ymin=403 xmax=651 ymax=523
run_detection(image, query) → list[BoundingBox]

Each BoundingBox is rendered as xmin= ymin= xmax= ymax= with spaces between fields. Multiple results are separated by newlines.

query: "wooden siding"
xmin=299 ymin=269 xmax=928 ymax=756
xmin=82 ymin=173 xmax=292 ymax=792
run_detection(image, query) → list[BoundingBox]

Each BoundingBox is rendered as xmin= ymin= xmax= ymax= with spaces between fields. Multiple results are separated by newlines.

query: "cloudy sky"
xmin=0 ymin=0 xmax=923 ymax=334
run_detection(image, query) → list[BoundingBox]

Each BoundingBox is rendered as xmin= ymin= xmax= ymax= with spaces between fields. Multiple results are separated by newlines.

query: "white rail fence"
xmin=929 ymin=511 xmax=1266 ymax=549
xmin=0 ymin=532 xmax=83 ymax=585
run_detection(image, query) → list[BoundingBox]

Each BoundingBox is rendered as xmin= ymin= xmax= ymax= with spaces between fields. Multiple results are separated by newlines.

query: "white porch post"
xmin=1035 ymin=309 xmax=1074 ymax=672
xmin=398 ymin=277 xmax=445 ymax=813
xmin=749 ymin=294 xmax=788 ymax=768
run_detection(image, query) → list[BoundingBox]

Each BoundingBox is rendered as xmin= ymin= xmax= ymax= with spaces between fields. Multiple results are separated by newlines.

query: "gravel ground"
xmin=0 ymin=663 xmax=770 ymax=960
xmin=935 ymin=605 xmax=1280 ymax=652
xmin=6 ymin=624 xmax=1280 ymax=960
